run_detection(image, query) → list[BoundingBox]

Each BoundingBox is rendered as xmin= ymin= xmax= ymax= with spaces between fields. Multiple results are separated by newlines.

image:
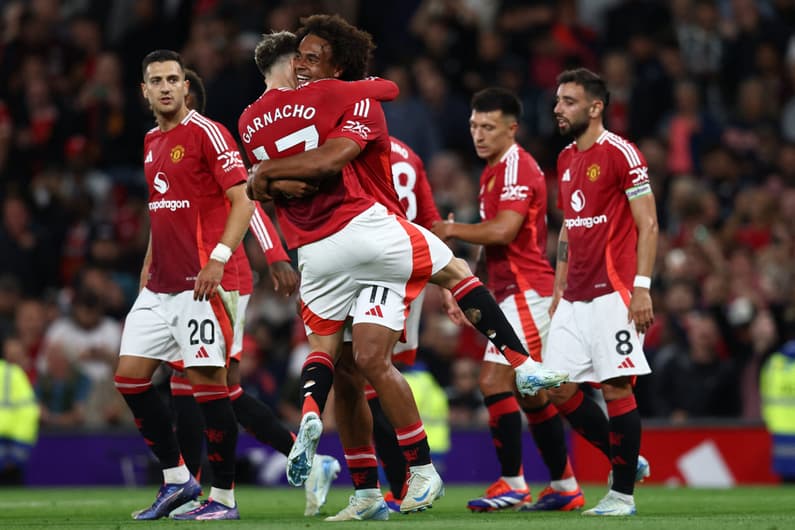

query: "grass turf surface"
xmin=1 ymin=484 xmax=793 ymax=529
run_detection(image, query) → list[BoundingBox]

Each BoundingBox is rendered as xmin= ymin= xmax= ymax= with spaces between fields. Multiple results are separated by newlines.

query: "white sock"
xmin=501 ymin=475 xmax=527 ymax=490
xmin=209 ymin=487 xmax=235 ymax=508
xmin=409 ymin=463 xmax=436 ymax=474
xmin=163 ymin=465 xmax=190 ymax=484
xmin=354 ymin=488 xmax=381 ymax=498
xmin=550 ymin=477 xmax=578 ymax=492
xmin=608 ymin=490 xmax=634 ymax=504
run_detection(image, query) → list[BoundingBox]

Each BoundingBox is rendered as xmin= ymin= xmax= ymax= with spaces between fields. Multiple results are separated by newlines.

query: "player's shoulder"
xmin=558 ymin=140 xmax=577 ymax=160
xmin=597 ymin=130 xmax=643 ymax=166
xmin=389 ymin=136 xmax=413 ymax=160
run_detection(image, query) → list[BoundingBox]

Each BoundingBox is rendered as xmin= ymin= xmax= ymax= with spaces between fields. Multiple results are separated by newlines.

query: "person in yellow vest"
xmin=403 ymin=361 xmax=451 ymax=468
xmin=760 ymin=339 xmax=795 ymax=482
xmin=0 ymin=334 xmax=40 ymax=485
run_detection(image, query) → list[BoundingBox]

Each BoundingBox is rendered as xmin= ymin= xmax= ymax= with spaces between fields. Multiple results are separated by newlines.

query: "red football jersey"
xmin=238 ymin=78 xmax=397 ymax=248
xmin=556 ymin=130 xmax=652 ymax=301
xmin=480 ymin=144 xmax=554 ymax=302
xmin=389 ymin=136 xmax=441 ymax=229
xmin=144 ymin=110 xmax=248 ymax=293
xmin=326 ymin=98 xmax=403 ymax=217
xmin=233 ymin=202 xmax=290 ymax=296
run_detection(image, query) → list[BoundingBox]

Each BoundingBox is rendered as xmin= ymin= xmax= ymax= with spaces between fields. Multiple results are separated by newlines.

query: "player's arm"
xmin=139 ymin=233 xmax=152 ymax=292
xmin=248 ymin=137 xmax=361 ymax=202
xmin=628 ymin=192 xmax=658 ymax=333
xmin=431 ymin=209 xmax=523 ymax=246
xmin=549 ymin=224 xmax=568 ymax=317
xmin=194 ymin=183 xmax=255 ymax=301
xmin=250 ymin=204 xmax=298 ymax=296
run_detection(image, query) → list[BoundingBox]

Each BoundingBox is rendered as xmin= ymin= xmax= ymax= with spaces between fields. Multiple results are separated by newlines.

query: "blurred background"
xmin=1 ymin=0 xmax=794 ymax=487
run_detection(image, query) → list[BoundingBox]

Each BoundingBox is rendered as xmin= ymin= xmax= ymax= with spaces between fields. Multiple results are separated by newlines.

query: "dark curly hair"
xmin=184 ymin=68 xmax=206 ymax=113
xmin=254 ymin=31 xmax=298 ymax=78
xmin=295 ymin=14 xmax=375 ymax=81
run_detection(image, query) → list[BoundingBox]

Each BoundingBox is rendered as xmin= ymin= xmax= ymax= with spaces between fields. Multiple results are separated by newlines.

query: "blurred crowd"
xmin=1 ymin=0 xmax=794 ymax=433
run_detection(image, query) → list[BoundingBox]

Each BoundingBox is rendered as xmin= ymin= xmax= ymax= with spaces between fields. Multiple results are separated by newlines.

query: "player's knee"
xmin=547 ymin=382 xmax=577 ymax=404
xmin=478 ymin=364 xmax=511 ymax=396
xmin=431 ymin=257 xmax=473 ymax=290
xmin=352 ymin=346 xmax=391 ymax=378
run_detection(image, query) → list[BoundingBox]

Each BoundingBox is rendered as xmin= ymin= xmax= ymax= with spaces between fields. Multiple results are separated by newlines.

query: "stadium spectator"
xmin=35 ymin=342 xmax=91 ymax=428
xmin=0 ymin=333 xmax=39 ymax=485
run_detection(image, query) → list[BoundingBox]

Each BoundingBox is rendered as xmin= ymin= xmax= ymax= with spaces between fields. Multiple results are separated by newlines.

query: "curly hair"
xmin=254 ymin=31 xmax=298 ymax=78
xmin=184 ymin=68 xmax=206 ymax=113
xmin=295 ymin=14 xmax=375 ymax=81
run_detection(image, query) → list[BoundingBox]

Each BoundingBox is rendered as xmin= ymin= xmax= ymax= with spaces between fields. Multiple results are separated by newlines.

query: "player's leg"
xmin=551 ymin=292 xmax=649 ymax=516
xmin=429 ymin=257 xmax=567 ymax=395
xmin=169 ymin=291 xmax=239 ymax=520
xmin=368 ymin=391 xmax=406 ymax=509
xmin=170 ymin=369 xmax=205 ymax=477
xmin=467 ymin=358 xmax=531 ymax=512
xmin=324 ymin=344 xmax=388 ymax=521
xmin=369 ymin=288 xmax=424 ymax=510
xmin=351 ymin=320 xmax=443 ymax=513
xmin=115 ymin=289 xmax=201 ymax=520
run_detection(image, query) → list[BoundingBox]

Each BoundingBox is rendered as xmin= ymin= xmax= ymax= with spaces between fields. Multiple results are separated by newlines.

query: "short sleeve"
xmin=198 ymin=118 xmax=248 ymax=190
xmin=611 ymin=140 xmax=652 ymax=201
xmin=327 ymin=99 xmax=386 ymax=150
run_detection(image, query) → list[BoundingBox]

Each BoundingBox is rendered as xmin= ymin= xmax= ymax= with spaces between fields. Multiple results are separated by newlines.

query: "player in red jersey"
xmin=239 ymin=29 xmax=450 ymax=519
xmin=545 ymin=68 xmax=658 ymax=516
xmin=347 ymin=135 xmax=452 ymax=512
xmin=166 ymin=68 xmax=340 ymax=518
xmin=245 ymin=17 xmax=567 ymax=519
xmin=114 ymin=50 xmax=253 ymax=520
xmin=432 ymin=87 xmax=585 ymax=512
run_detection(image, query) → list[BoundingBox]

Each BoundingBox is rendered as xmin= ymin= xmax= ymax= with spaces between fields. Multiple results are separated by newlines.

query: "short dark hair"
xmin=141 ymin=49 xmax=184 ymax=80
xmin=184 ymin=68 xmax=206 ymax=113
xmin=295 ymin=14 xmax=375 ymax=81
xmin=254 ymin=31 xmax=298 ymax=78
xmin=471 ymin=87 xmax=522 ymax=120
xmin=556 ymin=68 xmax=610 ymax=108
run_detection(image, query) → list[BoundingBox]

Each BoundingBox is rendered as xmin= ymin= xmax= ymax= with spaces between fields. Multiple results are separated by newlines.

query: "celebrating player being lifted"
xmin=244 ymin=15 xmax=568 ymax=519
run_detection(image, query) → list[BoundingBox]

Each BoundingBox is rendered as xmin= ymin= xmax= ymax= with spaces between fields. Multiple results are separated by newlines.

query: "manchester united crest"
xmin=586 ymin=163 xmax=600 ymax=182
xmin=170 ymin=145 xmax=185 ymax=163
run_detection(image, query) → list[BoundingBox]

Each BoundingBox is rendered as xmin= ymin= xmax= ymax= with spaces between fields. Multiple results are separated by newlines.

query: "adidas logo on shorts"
xmin=195 ymin=346 xmax=210 ymax=359
xmin=617 ymin=358 xmax=635 ymax=369
xmin=365 ymin=306 xmax=383 ymax=317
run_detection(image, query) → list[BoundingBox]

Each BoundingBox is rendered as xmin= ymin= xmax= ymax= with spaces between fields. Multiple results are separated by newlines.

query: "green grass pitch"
xmin=1 ymin=484 xmax=793 ymax=529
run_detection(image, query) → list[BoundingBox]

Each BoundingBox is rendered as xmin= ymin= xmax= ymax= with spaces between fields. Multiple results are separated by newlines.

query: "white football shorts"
xmin=119 ymin=288 xmax=236 ymax=369
xmin=341 ymin=287 xmax=426 ymax=365
xmin=543 ymin=290 xmax=651 ymax=382
xmin=298 ymin=203 xmax=452 ymax=336
xmin=483 ymin=288 xmax=551 ymax=366
xmin=230 ymin=293 xmax=250 ymax=361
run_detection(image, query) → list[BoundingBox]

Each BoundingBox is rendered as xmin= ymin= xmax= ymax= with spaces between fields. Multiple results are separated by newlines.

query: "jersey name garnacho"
xmin=238 ymin=78 xmax=397 ymax=248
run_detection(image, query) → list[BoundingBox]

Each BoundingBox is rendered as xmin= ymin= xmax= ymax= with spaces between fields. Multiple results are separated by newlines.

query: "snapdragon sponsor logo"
xmin=149 ymin=198 xmax=191 ymax=212
xmin=564 ymin=214 xmax=608 ymax=229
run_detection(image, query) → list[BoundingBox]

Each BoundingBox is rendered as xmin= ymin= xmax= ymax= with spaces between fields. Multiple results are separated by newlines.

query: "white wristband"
xmin=209 ymin=243 xmax=232 ymax=264
xmin=633 ymin=275 xmax=651 ymax=289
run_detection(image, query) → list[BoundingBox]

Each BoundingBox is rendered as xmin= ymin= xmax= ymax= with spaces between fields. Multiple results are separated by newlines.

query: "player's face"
xmin=294 ymin=33 xmax=341 ymax=84
xmin=469 ymin=110 xmax=517 ymax=164
xmin=141 ymin=60 xmax=187 ymax=117
xmin=554 ymin=82 xmax=591 ymax=138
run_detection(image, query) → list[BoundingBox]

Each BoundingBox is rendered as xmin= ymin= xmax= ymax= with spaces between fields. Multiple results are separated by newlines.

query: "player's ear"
xmin=589 ymin=100 xmax=603 ymax=118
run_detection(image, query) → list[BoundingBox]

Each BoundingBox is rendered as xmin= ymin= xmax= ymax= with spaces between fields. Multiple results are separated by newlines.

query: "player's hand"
xmin=431 ymin=213 xmax=455 ymax=241
xmin=247 ymin=170 xmax=272 ymax=202
xmin=628 ymin=288 xmax=654 ymax=334
xmin=269 ymin=260 xmax=299 ymax=297
xmin=270 ymin=179 xmax=319 ymax=198
xmin=441 ymin=288 xmax=470 ymax=327
xmin=194 ymin=260 xmax=224 ymax=301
